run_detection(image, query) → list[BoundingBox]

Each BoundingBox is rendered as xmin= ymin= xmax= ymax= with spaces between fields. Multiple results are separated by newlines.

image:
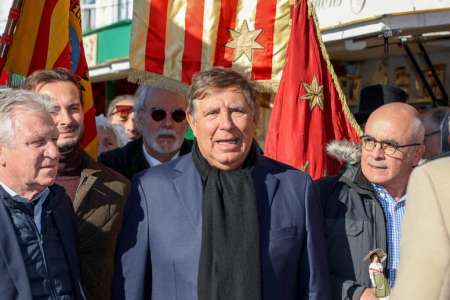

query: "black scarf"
xmin=193 ymin=140 xmax=262 ymax=300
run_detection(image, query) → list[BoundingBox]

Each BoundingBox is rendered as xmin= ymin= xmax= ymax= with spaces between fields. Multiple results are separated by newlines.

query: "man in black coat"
xmin=318 ymin=103 xmax=425 ymax=300
xmin=99 ymin=86 xmax=192 ymax=179
xmin=0 ymin=90 xmax=85 ymax=300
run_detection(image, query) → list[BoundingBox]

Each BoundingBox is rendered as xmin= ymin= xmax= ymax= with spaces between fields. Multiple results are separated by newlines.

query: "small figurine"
xmin=364 ymin=248 xmax=390 ymax=299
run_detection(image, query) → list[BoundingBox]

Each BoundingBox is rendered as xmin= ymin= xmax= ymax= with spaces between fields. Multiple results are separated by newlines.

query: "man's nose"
xmin=160 ymin=113 xmax=173 ymax=128
xmin=218 ymin=110 xmax=233 ymax=130
xmin=57 ymin=108 xmax=74 ymax=125
xmin=125 ymin=118 xmax=137 ymax=133
xmin=371 ymin=142 xmax=385 ymax=158
xmin=46 ymin=141 xmax=60 ymax=160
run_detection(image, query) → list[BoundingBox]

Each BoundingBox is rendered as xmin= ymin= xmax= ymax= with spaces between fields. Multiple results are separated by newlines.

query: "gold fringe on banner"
xmin=129 ymin=68 xmax=281 ymax=99
xmin=253 ymin=79 xmax=280 ymax=96
xmin=128 ymin=69 xmax=189 ymax=96
xmin=306 ymin=0 xmax=363 ymax=137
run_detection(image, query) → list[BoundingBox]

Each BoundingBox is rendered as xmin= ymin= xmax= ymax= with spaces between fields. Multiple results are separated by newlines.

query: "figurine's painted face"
xmin=372 ymin=255 xmax=379 ymax=263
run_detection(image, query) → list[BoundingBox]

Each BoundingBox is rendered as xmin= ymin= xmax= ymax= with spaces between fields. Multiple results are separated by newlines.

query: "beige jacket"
xmin=391 ymin=156 xmax=450 ymax=300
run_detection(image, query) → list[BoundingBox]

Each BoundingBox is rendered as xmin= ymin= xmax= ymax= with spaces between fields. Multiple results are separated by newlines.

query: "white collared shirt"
xmin=142 ymin=143 xmax=180 ymax=167
xmin=0 ymin=182 xmax=50 ymax=234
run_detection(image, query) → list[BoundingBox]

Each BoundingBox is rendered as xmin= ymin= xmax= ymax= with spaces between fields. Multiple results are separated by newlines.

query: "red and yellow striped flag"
xmin=4 ymin=0 xmax=97 ymax=157
xmin=130 ymin=0 xmax=293 ymax=92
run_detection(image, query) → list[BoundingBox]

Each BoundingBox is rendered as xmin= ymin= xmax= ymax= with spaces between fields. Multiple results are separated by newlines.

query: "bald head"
xmin=366 ymin=102 xmax=424 ymax=145
xmin=362 ymin=102 xmax=425 ymax=199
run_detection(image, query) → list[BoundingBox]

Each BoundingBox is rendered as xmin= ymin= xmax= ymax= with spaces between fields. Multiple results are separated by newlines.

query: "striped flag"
xmin=129 ymin=0 xmax=293 ymax=92
xmin=3 ymin=0 xmax=97 ymax=157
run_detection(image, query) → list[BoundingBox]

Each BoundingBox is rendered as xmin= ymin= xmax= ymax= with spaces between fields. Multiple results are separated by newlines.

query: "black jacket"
xmin=98 ymin=138 xmax=192 ymax=180
xmin=316 ymin=164 xmax=387 ymax=300
xmin=0 ymin=185 xmax=85 ymax=300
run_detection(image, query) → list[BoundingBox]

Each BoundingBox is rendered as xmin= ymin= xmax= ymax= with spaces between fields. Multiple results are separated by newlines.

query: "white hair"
xmin=0 ymin=89 xmax=56 ymax=147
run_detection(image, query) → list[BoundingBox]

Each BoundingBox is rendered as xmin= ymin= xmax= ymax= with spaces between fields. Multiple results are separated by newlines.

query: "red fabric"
xmin=264 ymin=0 xmax=361 ymax=180
xmin=0 ymin=68 xmax=8 ymax=84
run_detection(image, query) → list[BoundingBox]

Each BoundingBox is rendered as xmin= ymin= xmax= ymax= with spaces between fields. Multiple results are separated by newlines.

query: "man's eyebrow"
xmin=382 ymin=138 xmax=400 ymax=146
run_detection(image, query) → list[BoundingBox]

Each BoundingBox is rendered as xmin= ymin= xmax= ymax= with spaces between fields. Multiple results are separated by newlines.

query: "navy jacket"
xmin=0 ymin=185 xmax=85 ymax=300
xmin=98 ymin=138 xmax=192 ymax=180
xmin=113 ymin=153 xmax=331 ymax=300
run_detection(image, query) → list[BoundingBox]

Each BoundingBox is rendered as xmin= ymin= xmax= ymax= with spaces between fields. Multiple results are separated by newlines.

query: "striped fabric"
xmin=5 ymin=0 xmax=97 ymax=157
xmin=130 ymin=0 xmax=293 ymax=91
xmin=372 ymin=183 xmax=407 ymax=287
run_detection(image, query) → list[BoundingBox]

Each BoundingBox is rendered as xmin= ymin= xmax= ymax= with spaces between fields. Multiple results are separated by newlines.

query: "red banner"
xmin=264 ymin=0 xmax=362 ymax=179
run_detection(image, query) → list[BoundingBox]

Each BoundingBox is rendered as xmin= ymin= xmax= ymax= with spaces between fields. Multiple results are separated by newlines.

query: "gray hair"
xmin=133 ymin=85 xmax=186 ymax=118
xmin=410 ymin=115 xmax=425 ymax=144
xmin=187 ymin=68 xmax=257 ymax=117
xmin=0 ymin=89 xmax=55 ymax=147
xmin=134 ymin=85 xmax=153 ymax=115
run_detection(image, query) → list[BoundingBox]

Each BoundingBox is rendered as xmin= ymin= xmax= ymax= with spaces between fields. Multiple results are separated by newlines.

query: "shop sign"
xmin=313 ymin=0 xmax=450 ymax=29
xmin=83 ymin=33 xmax=98 ymax=67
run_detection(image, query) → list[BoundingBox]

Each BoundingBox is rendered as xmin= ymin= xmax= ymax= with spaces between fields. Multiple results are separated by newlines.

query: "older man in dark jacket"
xmin=0 ymin=90 xmax=85 ymax=300
xmin=318 ymin=103 xmax=425 ymax=300
xmin=25 ymin=69 xmax=130 ymax=300
xmin=99 ymin=85 xmax=192 ymax=180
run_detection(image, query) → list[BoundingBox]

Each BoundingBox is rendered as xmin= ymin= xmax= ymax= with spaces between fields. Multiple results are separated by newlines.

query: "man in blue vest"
xmin=0 ymin=89 xmax=85 ymax=300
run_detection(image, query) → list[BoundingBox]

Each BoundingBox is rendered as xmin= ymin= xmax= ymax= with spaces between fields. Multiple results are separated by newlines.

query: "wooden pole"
xmin=0 ymin=0 xmax=23 ymax=73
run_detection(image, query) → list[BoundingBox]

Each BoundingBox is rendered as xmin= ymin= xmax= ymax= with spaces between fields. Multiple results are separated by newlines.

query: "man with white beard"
xmin=99 ymin=86 xmax=192 ymax=180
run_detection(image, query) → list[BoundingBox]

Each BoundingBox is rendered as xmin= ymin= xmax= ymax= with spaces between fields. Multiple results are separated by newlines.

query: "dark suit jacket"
xmin=98 ymin=138 xmax=193 ymax=180
xmin=0 ymin=185 xmax=85 ymax=300
xmin=112 ymin=153 xmax=331 ymax=300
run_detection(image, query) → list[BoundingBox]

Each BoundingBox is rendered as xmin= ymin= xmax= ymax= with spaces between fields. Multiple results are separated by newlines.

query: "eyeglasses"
xmin=424 ymin=130 xmax=440 ymax=138
xmin=361 ymin=135 xmax=422 ymax=156
xmin=150 ymin=108 xmax=186 ymax=123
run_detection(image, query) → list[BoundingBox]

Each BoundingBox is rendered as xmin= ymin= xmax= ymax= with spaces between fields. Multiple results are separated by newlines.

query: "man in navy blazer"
xmin=0 ymin=90 xmax=85 ymax=300
xmin=113 ymin=68 xmax=330 ymax=300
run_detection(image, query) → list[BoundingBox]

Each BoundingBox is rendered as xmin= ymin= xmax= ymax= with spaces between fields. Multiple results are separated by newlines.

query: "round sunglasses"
xmin=150 ymin=108 xmax=186 ymax=123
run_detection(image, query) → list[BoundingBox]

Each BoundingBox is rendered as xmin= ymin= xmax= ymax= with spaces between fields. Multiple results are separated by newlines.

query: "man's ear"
xmin=412 ymin=144 xmax=426 ymax=166
xmin=186 ymin=113 xmax=197 ymax=138
xmin=0 ymin=145 xmax=7 ymax=167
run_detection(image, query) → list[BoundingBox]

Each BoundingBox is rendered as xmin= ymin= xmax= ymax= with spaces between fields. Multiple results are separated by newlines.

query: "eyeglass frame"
xmin=146 ymin=107 xmax=187 ymax=123
xmin=360 ymin=135 xmax=423 ymax=156
xmin=424 ymin=129 xmax=440 ymax=138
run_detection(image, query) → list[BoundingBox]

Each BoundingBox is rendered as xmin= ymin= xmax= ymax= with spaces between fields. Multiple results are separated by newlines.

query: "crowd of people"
xmin=0 ymin=67 xmax=448 ymax=300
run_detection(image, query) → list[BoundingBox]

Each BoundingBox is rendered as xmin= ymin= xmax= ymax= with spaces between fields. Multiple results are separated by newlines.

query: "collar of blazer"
xmin=169 ymin=154 xmax=279 ymax=229
xmin=72 ymin=153 xmax=101 ymax=212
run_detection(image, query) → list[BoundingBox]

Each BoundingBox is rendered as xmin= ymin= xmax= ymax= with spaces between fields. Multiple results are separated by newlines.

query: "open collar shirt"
xmin=142 ymin=143 xmax=180 ymax=167
xmin=372 ymin=183 xmax=407 ymax=287
xmin=0 ymin=182 xmax=50 ymax=234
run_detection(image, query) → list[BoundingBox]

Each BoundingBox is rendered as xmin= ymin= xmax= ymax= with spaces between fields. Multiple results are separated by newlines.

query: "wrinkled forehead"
xmin=14 ymin=110 xmax=58 ymax=138
xmin=144 ymin=89 xmax=186 ymax=110
xmin=364 ymin=116 xmax=414 ymax=143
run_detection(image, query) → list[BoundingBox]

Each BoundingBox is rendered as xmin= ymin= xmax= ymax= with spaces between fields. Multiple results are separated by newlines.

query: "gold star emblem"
xmin=225 ymin=20 xmax=264 ymax=62
xmin=300 ymin=75 xmax=324 ymax=111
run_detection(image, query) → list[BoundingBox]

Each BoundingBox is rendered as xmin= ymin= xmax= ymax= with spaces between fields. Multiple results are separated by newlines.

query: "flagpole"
xmin=0 ymin=0 xmax=23 ymax=73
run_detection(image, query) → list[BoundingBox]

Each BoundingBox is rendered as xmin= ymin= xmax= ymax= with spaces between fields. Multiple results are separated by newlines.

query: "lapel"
xmin=253 ymin=156 xmax=279 ymax=208
xmin=131 ymin=141 xmax=150 ymax=177
xmin=0 ymin=191 xmax=33 ymax=299
xmin=73 ymin=168 xmax=99 ymax=212
xmin=172 ymin=154 xmax=203 ymax=229
xmin=170 ymin=155 xmax=280 ymax=229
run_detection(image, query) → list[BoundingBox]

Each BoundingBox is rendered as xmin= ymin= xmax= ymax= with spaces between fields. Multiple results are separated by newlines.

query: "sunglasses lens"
xmin=171 ymin=110 xmax=186 ymax=122
xmin=151 ymin=109 xmax=166 ymax=121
